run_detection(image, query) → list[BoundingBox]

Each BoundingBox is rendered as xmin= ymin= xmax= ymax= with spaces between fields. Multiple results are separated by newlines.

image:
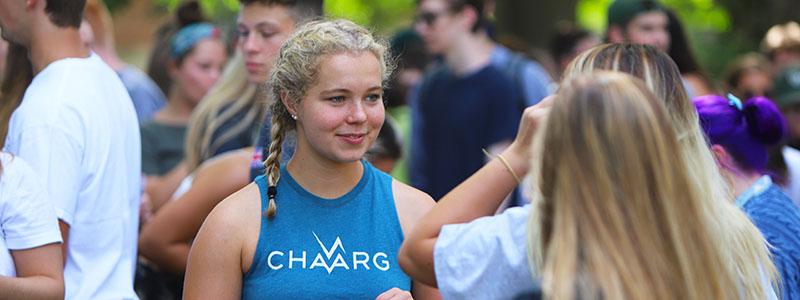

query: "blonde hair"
xmin=183 ymin=52 xmax=263 ymax=172
xmin=527 ymin=43 xmax=776 ymax=299
xmin=262 ymin=19 xmax=394 ymax=218
xmin=537 ymin=72 xmax=737 ymax=299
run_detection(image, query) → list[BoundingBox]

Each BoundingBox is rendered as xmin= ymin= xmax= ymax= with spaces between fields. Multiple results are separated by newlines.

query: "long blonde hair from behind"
xmin=183 ymin=52 xmax=263 ymax=172
xmin=528 ymin=44 xmax=776 ymax=299
xmin=262 ymin=19 xmax=394 ymax=218
xmin=537 ymin=72 xmax=738 ymax=299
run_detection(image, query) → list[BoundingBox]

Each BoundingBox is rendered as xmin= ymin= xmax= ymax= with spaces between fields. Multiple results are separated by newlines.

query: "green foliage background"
xmin=132 ymin=0 xmax=417 ymax=34
xmin=576 ymin=0 xmax=744 ymax=81
xmin=104 ymin=0 xmax=780 ymax=81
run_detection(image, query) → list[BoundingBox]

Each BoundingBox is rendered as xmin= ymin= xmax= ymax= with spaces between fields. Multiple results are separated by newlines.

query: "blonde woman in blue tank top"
xmin=184 ymin=20 xmax=440 ymax=299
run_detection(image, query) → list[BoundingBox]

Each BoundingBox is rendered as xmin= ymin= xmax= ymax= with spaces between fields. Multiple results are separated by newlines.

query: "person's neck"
xmin=29 ymin=23 xmax=90 ymax=74
xmin=444 ymin=32 xmax=495 ymax=76
xmin=92 ymin=47 xmax=126 ymax=71
xmin=286 ymin=147 xmax=364 ymax=199
xmin=728 ymin=169 xmax=765 ymax=198
xmin=159 ymin=90 xmax=196 ymax=124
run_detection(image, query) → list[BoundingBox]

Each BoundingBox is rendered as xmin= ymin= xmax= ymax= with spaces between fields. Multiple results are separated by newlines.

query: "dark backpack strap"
xmin=502 ymin=52 xmax=529 ymax=113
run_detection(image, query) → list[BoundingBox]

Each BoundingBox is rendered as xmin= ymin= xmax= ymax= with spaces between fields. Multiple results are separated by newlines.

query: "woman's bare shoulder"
xmin=392 ymin=180 xmax=435 ymax=236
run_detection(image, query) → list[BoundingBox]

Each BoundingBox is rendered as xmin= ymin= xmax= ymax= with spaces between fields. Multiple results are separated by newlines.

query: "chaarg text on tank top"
xmin=265 ymin=232 xmax=392 ymax=274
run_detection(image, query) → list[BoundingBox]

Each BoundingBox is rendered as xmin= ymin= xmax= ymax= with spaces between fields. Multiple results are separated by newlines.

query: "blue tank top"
xmin=242 ymin=160 xmax=411 ymax=299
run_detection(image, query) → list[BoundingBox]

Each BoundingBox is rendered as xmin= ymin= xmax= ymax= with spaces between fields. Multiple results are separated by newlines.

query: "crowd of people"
xmin=1 ymin=0 xmax=800 ymax=299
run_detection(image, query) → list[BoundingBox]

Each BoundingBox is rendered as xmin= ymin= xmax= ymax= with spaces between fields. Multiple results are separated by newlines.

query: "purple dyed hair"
xmin=694 ymin=95 xmax=786 ymax=173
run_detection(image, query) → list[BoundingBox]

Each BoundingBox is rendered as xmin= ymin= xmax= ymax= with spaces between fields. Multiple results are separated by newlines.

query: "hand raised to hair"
xmin=502 ymin=95 xmax=555 ymax=176
xmin=375 ymin=287 xmax=413 ymax=300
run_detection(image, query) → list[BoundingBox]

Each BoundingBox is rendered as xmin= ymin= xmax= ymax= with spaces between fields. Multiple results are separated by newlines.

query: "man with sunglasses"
xmin=409 ymin=0 xmax=550 ymax=207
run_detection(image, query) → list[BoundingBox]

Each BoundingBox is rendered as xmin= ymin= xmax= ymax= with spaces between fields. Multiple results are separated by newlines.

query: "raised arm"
xmin=138 ymin=149 xmax=252 ymax=273
xmin=143 ymin=161 xmax=189 ymax=213
xmin=83 ymin=0 xmax=125 ymax=70
xmin=398 ymin=97 xmax=552 ymax=286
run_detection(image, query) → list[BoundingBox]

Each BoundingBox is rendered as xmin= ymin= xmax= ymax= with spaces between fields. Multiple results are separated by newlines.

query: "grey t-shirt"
xmin=140 ymin=121 xmax=187 ymax=176
xmin=434 ymin=204 xmax=536 ymax=299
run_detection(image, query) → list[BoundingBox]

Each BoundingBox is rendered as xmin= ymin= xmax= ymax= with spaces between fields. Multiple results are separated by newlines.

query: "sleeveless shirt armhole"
xmin=370 ymin=162 xmax=407 ymax=241
xmin=243 ymin=175 xmax=269 ymax=279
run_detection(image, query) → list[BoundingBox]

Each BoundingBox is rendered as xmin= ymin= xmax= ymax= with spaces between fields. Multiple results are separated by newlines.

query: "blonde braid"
xmin=262 ymin=94 xmax=294 ymax=218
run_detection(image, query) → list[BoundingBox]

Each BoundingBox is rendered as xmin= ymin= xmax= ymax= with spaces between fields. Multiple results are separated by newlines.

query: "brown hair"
xmin=239 ymin=0 xmax=324 ymax=24
xmin=45 ymin=0 xmax=86 ymax=28
xmin=0 ymin=42 xmax=33 ymax=174
xmin=417 ymin=0 xmax=489 ymax=32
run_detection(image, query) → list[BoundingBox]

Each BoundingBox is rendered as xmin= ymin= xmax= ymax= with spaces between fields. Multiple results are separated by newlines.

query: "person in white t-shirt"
xmin=781 ymin=146 xmax=800 ymax=205
xmin=0 ymin=1 xmax=141 ymax=299
xmin=0 ymin=152 xmax=63 ymax=298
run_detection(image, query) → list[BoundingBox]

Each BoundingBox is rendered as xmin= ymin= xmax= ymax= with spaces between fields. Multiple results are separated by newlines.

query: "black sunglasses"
xmin=414 ymin=10 xmax=450 ymax=27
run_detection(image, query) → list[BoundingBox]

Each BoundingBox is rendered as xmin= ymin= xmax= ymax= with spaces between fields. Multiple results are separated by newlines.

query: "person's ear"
xmin=710 ymin=144 xmax=736 ymax=171
xmin=280 ymin=91 xmax=298 ymax=117
xmin=607 ymin=25 xmax=625 ymax=43
xmin=26 ymin=0 xmax=41 ymax=11
xmin=458 ymin=4 xmax=479 ymax=31
xmin=167 ymin=60 xmax=180 ymax=80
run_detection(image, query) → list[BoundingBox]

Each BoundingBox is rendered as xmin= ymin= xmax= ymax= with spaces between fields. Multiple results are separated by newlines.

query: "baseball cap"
xmin=774 ymin=65 xmax=800 ymax=107
xmin=607 ymin=0 xmax=664 ymax=28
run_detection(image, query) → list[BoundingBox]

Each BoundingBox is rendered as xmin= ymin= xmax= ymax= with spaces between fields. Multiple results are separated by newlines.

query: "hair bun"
xmin=743 ymin=96 xmax=786 ymax=145
xmin=176 ymin=1 xmax=206 ymax=28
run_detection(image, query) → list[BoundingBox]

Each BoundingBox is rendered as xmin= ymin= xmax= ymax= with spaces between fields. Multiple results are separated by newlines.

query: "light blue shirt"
xmin=434 ymin=203 xmax=779 ymax=300
xmin=490 ymin=45 xmax=554 ymax=106
xmin=434 ymin=204 xmax=535 ymax=299
xmin=117 ymin=66 xmax=166 ymax=122
xmin=736 ymin=175 xmax=773 ymax=208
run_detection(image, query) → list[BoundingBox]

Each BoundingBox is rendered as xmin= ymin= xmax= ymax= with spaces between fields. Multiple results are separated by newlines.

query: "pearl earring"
xmin=291 ymin=114 xmax=297 ymax=120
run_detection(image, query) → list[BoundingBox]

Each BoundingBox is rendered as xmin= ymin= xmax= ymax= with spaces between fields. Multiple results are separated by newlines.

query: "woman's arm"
xmin=391 ymin=181 xmax=441 ymax=300
xmin=184 ymin=185 xmax=260 ymax=299
xmin=0 ymin=243 xmax=64 ymax=300
xmin=143 ymin=161 xmax=189 ymax=213
xmin=139 ymin=149 xmax=252 ymax=273
xmin=398 ymin=98 xmax=552 ymax=286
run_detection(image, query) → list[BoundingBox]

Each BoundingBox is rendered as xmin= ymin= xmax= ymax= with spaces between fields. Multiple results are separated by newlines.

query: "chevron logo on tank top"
xmin=266 ymin=232 xmax=391 ymax=274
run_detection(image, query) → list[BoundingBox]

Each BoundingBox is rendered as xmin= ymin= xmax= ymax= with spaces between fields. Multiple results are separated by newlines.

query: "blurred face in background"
xmin=736 ymin=69 xmax=773 ymax=98
xmin=558 ymin=35 xmax=601 ymax=74
xmin=415 ymin=0 xmax=462 ymax=55
xmin=0 ymin=1 xmax=27 ymax=45
xmin=625 ymin=11 xmax=670 ymax=52
xmin=171 ymin=38 xmax=227 ymax=105
xmin=237 ymin=3 xmax=296 ymax=84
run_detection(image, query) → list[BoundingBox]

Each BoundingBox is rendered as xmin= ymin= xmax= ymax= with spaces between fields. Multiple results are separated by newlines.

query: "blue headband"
xmin=170 ymin=23 xmax=219 ymax=59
